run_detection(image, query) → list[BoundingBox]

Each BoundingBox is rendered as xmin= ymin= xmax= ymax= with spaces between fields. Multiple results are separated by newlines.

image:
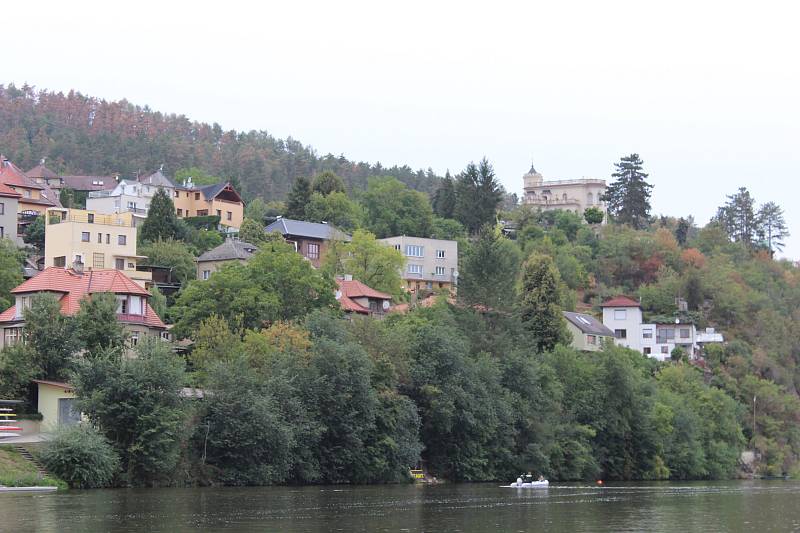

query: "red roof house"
xmin=0 ymin=267 xmax=166 ymax=350
xmin=600 ymin=295 xmax=641 ymax=308
xmin=335 ymin=277 xmax=392 ymax=317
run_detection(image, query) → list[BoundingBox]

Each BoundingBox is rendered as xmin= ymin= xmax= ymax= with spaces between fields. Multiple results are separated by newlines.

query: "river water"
xmin=2 ymin=481 xmax=799 ymax=532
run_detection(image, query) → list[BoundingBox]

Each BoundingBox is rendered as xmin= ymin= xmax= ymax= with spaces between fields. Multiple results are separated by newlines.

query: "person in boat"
xmin=524 ymin=472 xmax=534 ymax=484
xmin=538 ymin=475 xmax=545 ymax=482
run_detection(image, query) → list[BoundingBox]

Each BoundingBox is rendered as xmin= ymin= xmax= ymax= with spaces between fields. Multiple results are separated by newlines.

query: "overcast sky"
xmin=5 ymin=1 xmax=799 ymax=256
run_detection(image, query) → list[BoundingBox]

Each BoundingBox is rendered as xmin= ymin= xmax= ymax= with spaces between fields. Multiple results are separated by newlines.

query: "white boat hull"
xmin=510 ymin=480 xmax=549 ymax=488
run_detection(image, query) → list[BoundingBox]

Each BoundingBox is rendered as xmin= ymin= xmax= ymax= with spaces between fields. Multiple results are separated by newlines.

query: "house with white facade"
xmin=601 ymin=295 xmax=723 ymax=361
xmin=86 ymin=170 xmax=176 ymax=219
xmin=378 ymin=236 xmax=458 ymax=294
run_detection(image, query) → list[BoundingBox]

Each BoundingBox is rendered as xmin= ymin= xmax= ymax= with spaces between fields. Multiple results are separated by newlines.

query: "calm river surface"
xmin=2 ymin=481 xmax=799 ymax=532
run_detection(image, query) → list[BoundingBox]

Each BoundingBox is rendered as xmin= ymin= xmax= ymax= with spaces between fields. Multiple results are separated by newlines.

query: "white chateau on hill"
xmin=522 ymin=165 xmax=607 ymax=218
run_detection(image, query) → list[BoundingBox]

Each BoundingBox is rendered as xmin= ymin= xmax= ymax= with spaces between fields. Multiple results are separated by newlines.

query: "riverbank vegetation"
xmin=0 ymin=446 xmax=66 ymax=489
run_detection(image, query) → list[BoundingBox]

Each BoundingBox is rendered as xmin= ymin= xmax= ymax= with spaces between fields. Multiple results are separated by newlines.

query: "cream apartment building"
xmin=522 ymin=165 xmax=606 ymax=219
xmin=44 ymin=208 xmax=151 ymax=287
xmin=378 ymin=236 xmax=458 ymax=293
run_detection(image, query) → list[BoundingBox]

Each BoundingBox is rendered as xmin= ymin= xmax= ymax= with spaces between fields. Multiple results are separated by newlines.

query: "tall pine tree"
xmin=138 ymin=188 xmax=183 ymax=243
xmin=603 ymin=154 xmax=653 ymax=229
xmin=432 ymin=170 xmax=456 ymax=219
xmin=454 ymin=158 xmax=502 ymax=235
xmin=757 ymin=201 xmax=789 ymax=255
xmin=286 ymin=176 xmax=312 ymax=219
xmin=715 ymin=187 xmax=758 ymax=248
xmin=518 ymin=254 xmax=567 ymax=353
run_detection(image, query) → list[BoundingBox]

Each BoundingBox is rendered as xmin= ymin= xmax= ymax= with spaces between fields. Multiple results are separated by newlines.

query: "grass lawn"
xmin=0 ymin=445 xmax=66 ymax=489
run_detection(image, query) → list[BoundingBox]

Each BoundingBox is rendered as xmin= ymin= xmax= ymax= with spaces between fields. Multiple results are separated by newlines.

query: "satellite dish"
xmin=335 ymin=290 xmax=342 ymax=300
xmin=382 ymin=300 xmax=391 ymax=311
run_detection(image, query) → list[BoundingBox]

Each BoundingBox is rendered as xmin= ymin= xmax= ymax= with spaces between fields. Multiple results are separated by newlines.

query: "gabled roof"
xmin=265 ymin=218 xmax=351 ymax=241
xmin=0 ymin=181 xmax=21 ymax=198
xmin=138 ymin=170 xmax=176 ymax=188
xmin=59 ymin=175 xmax=117 ymax=191
xmin=563 ymin=311 xmax=615 ymax=336
xmin=197 ymin=239 xmax=257 ymax=262
xmin=26 ymin=163 xmax=59 ymax=180
xmin=0 ymin=156 xmax=43 ymax=190
xmin=600 ymin=295 xmax=641 ymax=308
xmin=335 ymin=278 xmax=391 ymax=314
xmin=0 ymin=268 xmax=164 ymax=328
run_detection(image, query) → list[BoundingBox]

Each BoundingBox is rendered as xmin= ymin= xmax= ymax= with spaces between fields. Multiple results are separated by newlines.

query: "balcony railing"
xmin=48 ymin=213 xmax=133 ymax=227
xmin=117 ymin=313 xmax=146 ymax=324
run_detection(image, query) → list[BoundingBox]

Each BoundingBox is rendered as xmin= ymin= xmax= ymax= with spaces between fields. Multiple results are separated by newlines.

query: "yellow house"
xmin=44 ymin=208 xmax=152 ymax=287
xmin=0 ymin=156 xmax=59 ymax=238
xmin=33 ymin=380 xmax=78 ymax=431
xmin=172 ymin=179 xmax=244 ymax=230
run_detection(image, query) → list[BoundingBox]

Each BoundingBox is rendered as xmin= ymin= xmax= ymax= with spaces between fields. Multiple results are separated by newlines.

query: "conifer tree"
xmin=715 ymin=187 xmax=758 ymax=248
xmin=757 ymin=201 xmax=789 ymax=255
xmin=286 ymin=176 xmax=312 ymax=219
xmin=138 ymin=188 xmax=183 ymax=243
xmin=454 ymin=158 xmax=502 ymax=234
xmin=675 ymin=217 xmax=690 ymax=246
xmin=432 ymin=171 xmax=456 ymax=219
xmin=518 ymin=254 xmax=568 ymax=352
xmin=603 ymin=154 xmax=653 ymax=229
xmin=311 ymin=171 xmax=346 ymax=196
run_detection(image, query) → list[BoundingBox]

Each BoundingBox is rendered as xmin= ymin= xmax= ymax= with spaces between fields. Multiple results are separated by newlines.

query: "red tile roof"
xmin=0 ymin=181 xmax=21 ymax=198
xmin=0 ymin=157 xmax=44 ymax=190
xmin=335 ymin=278 xmax=391 ymax=314
xmin=0 ymin=268 xmax=164 ymax=329
xmin=600 ymin=295 xmax=641 ymax=308
xmin=26 ymin=164 xmax=59 ymax=180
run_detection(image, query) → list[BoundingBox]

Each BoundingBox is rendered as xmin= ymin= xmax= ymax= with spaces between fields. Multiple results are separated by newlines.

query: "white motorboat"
xmin=510 ymin=476 xmax=549 ymax=488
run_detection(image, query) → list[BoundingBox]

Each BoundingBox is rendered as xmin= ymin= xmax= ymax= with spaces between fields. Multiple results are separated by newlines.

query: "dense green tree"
xmin=675 ymin=217 xmax=690 ymax=246
xmin=174 ymin=166 xmax=221 ymax=186
xmin=322 ymin=229 xmax=405 ymax=297
xmin=171 ymin=239 xmax=335 ymax=338
xmin=40 ymin=425 xmax=120 ymax=488
xmin=244 ymin=197 xmax=269 ymax=224
xmin=458 ymin=225 xmax=522 ymax=312
xmin=584 ymin=206 xmax=604 ymax=225
xmin=23 ymin=293 xmax=79 ymax=380
xmin=715 ymin=187 xmax=758 ymax=248
xmin=149 ymin=285 xmax=168 ymax=321
xmin=430 ymin=216 xmax=466 ymax=240
xmin=361 ymin=177 xmax=434 ymax=238
xmin=603 ymin=153 xmax=653 ymax=229
xmin=22 ymin=215 xmax=45 ymax=251
xmin=311 ymin=171 xmax=346 ymax=196
xmin=0 ymin=239 xmax=24 ymax=310
xmin=75 ymin=292 xmax=127 ymax=355
xmin=757 ymin=201 xmax=789 ymax=255
xmin=72 ymin=338 xmax=187 ymax=486
xmin=304 ymin=191 xmax=361 ymax=231
xmin=454 ymin=158 xmax=503 ymax=234
xmin=138 ymin=188 xmax=184 ymax=243
xmin=238 ymin=217 xmax=268 ymax=245
xmin=182 ymin=226 xmax=224 ymax=255
xmin=518 ymin=254 xmax=568 ymax=352
xmin=285 ymin=176 xmax=312 ymax=219
xmin=432 ymin=171 xmax=456 ymax=219
xmin=138 ymin=239 xmax=197 ymax=286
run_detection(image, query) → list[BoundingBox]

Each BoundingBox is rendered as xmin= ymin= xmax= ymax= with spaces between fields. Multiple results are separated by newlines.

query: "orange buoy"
xmin=596 ymin=480 xmax=603 ymax=485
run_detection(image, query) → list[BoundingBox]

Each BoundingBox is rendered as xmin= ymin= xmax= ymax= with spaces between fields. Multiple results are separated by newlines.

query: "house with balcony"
xmin=522 ymin=164 xmax=606 ymax=220
xmin=601 ymin=295 xmax=724 ymax=361
xmin=265 ymin=217 xmax=351 ymax=268
xmin=172 ymin=177 xmax=244 ymax=230
xmin=335 ymin=276 xmax=392 ymax=318
xmin=0 ymin=156 xmax=60 ymax=239
xmin=563 ymin=311 xmax=615 ymax=352
xmin=378 ymin=235 xmax=458 ymax=294
xmin=44 ymin=208 xmax=152 ymax=288
xmin=0 ymin=266 xmax=166 ymax=350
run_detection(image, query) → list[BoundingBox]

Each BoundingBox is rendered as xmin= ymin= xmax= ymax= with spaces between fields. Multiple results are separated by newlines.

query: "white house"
xmin=86 ymin=171 xmax=176 ymax=218
xmin=378 ymin=236 xmax=458 ymax=294
xmin=601 ymin=296 xmax=723 ymax=361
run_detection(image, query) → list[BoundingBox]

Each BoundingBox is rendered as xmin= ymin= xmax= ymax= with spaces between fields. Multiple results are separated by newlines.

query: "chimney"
xmin=73 ymin=258 xmax=84 ymax=274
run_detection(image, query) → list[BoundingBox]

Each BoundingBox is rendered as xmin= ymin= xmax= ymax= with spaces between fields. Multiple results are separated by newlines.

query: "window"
xmin=115 ymin=258 xmax=124 ymax=270
xmin=97 ymin=232 xmax=102 ymax=243
xmin=405 ymin=245 xmax=424 ymax=257
xmin=106 ymin=234 xmax=110 ymax=244
xmin=407 ymin=264 xmax=423 ymax=275
xmin=118 ymin=235 xmax=127 ymax=245
xmin=307 ymin=242 xmax=320 ymax=260
xmin=680 ymin=328 xmax=691 ymax=339
xmin=436 ymin=249 xmax=445 ymax=259
xmin=216 ymin=209 xmax=222 ymax=217
xmin=4 ymin=327 xmax=22 ymax=346
xmin=202 ymin=270 xmax=211 ymax=280
xmin=614 ymin=309 xmax=627 ymax=320
xmin=58 ymin=398 xmax=80 ymax=426
xmin=0 ymin=202 xmax=4 ymax=215
xmin=88 ymin=213 xmax=94 ymax=223
xmin=661 ymin=346 xmax=669 ymax=354
xmin=128 ymin=201 xmax=136 ymax=210
xmin=24 ymin=189 xmax=31 ymax=198
xmin=642 ymin=328 xmax=653 ymax=339
xmin=0 ymin=227 xmax=3 ymax=238
xmin=81 ymin=231 xmax=90 ymax=242
xmin=128 ymin=262 xmax=134 ymax=269
xmin=116 ymin=296 xmax=128 ymax=314
xmin=130 ymin=332 xmax=139 ymax=347
xmin=53 ymin=256 xmax=66 ymax=267
xmin=129 ymin=296 xmax=143 ymax=315
xmin=177 ymin=208 xmax=183 ymax=216
xmin=195 ymin=192 xmax=201 ymax=200
xmin=174 ymin=191 xmax=179 ymax=198
xmin=587 ymin=335 xmax=597 ymax=345
xmin=227 ymin=211 xmax=232 ymax=221
xmin=196 ymin=210 xmax=208 ymax=216
xmin=92 ymin=253 xmax=104 ymax=269
xmin=614 ymin=329 xmax=627 ymax=339
xmin=643 ymin=347 xmax=652 ymax=355
xmin=435 ymin=266 xmax=446 ymax=276
xmin=393 ymin=244 xmax=401 ymax=251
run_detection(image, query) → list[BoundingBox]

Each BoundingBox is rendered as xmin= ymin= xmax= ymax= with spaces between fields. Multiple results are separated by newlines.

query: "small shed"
xmin=33 ymin=380 xmax=79 ymax=430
